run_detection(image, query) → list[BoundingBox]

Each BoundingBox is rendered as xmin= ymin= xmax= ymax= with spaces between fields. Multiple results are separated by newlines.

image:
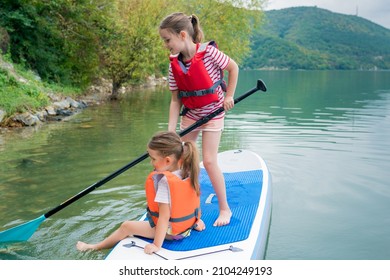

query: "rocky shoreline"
xmin=0 ymin=76 xmax=166 ymax=129
xmin=0 ymin=55 xmax=166 ymax=129
xmin=0 ymin=81 xmax=108 ymax=128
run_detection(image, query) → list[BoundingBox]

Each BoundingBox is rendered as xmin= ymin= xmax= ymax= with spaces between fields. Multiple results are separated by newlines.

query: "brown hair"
xmin=147 ymin=131 xmax=200 ymax=195
xmin=159 ymin=12 xmax=204 ymax=43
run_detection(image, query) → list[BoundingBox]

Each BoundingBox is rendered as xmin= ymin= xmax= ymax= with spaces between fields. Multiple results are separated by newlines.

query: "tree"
xmin=0 ymin=0 xmax=112 ymax=87
xmin=1 ymin=0 xmax=266 ymax=96
xmin=101 ymin=0 xmax=172 ymax=98
xmin=49 ymin=0 xmax=114 ymax=86
xmin=102 ymin=0 xmax=265 ymax=98
xmin=174 ymin=0 xmax=265 ymax=64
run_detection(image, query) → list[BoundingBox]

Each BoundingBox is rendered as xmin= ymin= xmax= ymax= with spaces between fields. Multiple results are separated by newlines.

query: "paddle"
xmin=0 ymin=79 xmax=267 ymax=243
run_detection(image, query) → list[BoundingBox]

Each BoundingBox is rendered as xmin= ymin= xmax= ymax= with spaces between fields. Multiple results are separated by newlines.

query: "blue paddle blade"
xmin=0 ymin=215 xmax=46 ymax=243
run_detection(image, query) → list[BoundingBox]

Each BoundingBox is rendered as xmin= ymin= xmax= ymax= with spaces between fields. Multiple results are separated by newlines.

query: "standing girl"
xmin=159 ymin=12 xmax=239 ymax=226
xmin=76 ymin=131 xmax=204 ymax=255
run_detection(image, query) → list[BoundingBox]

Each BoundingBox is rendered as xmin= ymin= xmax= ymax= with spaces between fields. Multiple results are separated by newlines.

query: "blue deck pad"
xmin=157 ymin=168 xmax=263 ymax=251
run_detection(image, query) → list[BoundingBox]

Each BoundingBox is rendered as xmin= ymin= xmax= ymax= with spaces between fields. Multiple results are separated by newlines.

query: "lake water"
xmin=0 ymin=70 xmax=390 ymax=260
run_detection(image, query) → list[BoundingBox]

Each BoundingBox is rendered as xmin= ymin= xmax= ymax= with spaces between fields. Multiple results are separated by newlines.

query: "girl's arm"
xmin=144 ymin=203 xmax=170 ymax=254
xmin=168 ymin=90 xmax=182 ymax=132
xmin=223 ymin=58 xmax=239 ymax=111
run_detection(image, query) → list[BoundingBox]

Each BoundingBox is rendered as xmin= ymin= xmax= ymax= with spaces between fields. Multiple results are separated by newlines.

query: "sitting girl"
xmin=76 ymin=131 xmax=205 ymax=254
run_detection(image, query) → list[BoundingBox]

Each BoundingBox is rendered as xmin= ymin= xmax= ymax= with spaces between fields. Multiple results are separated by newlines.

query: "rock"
xmin=47 ymin=92 xmax=62 ymax=102
xmin=145 ymin=75 xmax=157 ymax=87
xmin=0 ymin=59 xmax=13 ymax=71
xmin=35 ymin=110 xmax=48 ymax=122
xmin=56 ymin=108 xmax=73 ymax=116
xmin=65 ymin=97 xmax=79 ymax=108
xmin=13 ymin=112 xmax=40 ymax=126
xmin=79 ymin=100 xmax=88 ymax=108
xmin=38 ymin=96 xmax=88 ymax=123
xmin=53 ymin=99 xmax=70 ymax=110
xmin=45 ymin=106 xmax=56 ymax=116
xmin=0 ymin=109 xmax=5 ymax=123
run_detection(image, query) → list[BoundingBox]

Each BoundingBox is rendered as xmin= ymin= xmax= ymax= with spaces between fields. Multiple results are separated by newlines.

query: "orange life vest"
xmin=170 ymin=41 xmax=226 ymax=109
xmin=145 ymin=171 xmax=201 ymax=235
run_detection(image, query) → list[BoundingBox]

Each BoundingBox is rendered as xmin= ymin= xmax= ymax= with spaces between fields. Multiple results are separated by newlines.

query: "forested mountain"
xmin=243 ymin=7 xmax=390 ymax=70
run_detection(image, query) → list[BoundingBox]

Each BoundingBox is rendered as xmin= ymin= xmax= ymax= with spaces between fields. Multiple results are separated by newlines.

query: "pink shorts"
xmin=180 ymin=116 xmax=224 ymax=132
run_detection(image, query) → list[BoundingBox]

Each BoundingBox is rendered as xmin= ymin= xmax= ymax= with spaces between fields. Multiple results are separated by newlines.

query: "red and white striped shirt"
xmin=168 ymin=44 xmax=230 ymax=120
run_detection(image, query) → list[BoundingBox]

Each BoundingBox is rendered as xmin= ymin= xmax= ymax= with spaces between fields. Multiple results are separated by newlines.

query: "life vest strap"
xmin=176 ymin=42 xmax=210 ymax=74
xmin=146 ymin=207 xmax=157 ymax=228
xmin=146 ymin=207 xmax=200 ymax=225
xmin=169 ymin=208 xmax=200 ymax=223
xmin=178 ymin=77 xmax=223 ymax=98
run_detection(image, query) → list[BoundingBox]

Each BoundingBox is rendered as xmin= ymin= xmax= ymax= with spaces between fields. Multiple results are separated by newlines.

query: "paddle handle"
xmin=44 ymin=79 xmax=267 ymax=219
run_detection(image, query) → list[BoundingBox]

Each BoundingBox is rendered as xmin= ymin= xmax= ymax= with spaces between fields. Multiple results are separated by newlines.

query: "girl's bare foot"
xmin=213 ymin=209 xmax=232 ymax=227
xmin=76 ymin=241 xmax=98 ymax=251
xmin=194 ymin=219 xmax=206 ymax=231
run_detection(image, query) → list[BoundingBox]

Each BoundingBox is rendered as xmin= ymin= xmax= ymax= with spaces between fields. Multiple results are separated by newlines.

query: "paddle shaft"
xmin=44 ymin=79 xmax=267 ymax=219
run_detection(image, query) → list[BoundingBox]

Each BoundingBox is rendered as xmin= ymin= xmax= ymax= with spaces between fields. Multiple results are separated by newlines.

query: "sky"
xmin=264 ymin=0 xmax=390 ymax=30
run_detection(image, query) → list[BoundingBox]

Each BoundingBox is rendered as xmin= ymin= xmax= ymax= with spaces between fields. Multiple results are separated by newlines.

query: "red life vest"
xmin=170 ymin=41 xmax=226 ymax=109
xmin=145 ymin=171 xmax=201 ymax=235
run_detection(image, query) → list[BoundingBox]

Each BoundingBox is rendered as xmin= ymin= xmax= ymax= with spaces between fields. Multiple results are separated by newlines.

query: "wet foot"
xmin=213 ymin=209 xmax=232 ymax=227
xmin=76 ymin=241 xmax=97 ymax=251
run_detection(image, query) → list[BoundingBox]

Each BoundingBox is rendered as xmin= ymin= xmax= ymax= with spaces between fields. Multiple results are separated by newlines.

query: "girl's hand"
xmin=144 ymin=243 xmax=160 ymax=255
xmin=224 ymin=96 xmax=235 ymax=111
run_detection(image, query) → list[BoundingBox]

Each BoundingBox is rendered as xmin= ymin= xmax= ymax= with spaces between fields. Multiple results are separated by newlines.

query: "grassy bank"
xmin=0 ymin=56 xmax=82 ymax=123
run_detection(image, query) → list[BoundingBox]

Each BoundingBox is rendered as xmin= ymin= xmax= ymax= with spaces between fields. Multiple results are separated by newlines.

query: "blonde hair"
xmin=159 ymin=12 xmax=204 ymax=43
xmin=147 ymin=131 xmax=200 ymax=195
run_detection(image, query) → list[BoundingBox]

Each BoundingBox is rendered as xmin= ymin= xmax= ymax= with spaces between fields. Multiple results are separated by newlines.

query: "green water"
xmin=1 ymin=70 xmax=390 ymax=260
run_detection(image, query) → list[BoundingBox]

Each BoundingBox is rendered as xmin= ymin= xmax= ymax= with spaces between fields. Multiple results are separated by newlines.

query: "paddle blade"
xmin=0 ymin=215 xmax=46 ymax=243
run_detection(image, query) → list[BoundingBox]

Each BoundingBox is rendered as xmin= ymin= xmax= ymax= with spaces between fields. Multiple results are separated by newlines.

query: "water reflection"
xmin=1 ymin=71 xmax=390 ymax=259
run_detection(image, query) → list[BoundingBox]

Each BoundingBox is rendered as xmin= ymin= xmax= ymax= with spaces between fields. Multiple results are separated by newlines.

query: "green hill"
xmin=243 ymin=7 xmax=390 ymax=70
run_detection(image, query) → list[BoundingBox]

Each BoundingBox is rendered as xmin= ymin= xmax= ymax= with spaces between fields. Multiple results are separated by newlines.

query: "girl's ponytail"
xmin=181 ymin=141 xmax=200 ymax=196
xmin=190 ymin=14 xmax=203 ymax=44
xmin=147 ymin=131 xmax=200 ymax=195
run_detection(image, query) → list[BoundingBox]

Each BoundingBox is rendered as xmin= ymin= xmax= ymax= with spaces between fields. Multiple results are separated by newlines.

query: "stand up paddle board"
xmin=105 ymin=149 xmax=272 ymax=260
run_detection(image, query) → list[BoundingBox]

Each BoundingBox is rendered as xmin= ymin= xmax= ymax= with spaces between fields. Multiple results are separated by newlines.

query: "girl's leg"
xmin=181 ymin=129 xmax=200 ymax=143
xmin=202 ymin=130 xmax=232 ymax=226
xmin=76 ymin=221 xmax=155 ymax=251
xmin=182 ymin=130 xmax=207 ymax=230
xmin=181 ymin=128 xmax=231 ymax=226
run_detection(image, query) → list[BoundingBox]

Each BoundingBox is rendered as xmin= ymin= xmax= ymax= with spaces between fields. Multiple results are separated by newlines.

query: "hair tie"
xmin=189 ymin=15 xmax=196 ymax=24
